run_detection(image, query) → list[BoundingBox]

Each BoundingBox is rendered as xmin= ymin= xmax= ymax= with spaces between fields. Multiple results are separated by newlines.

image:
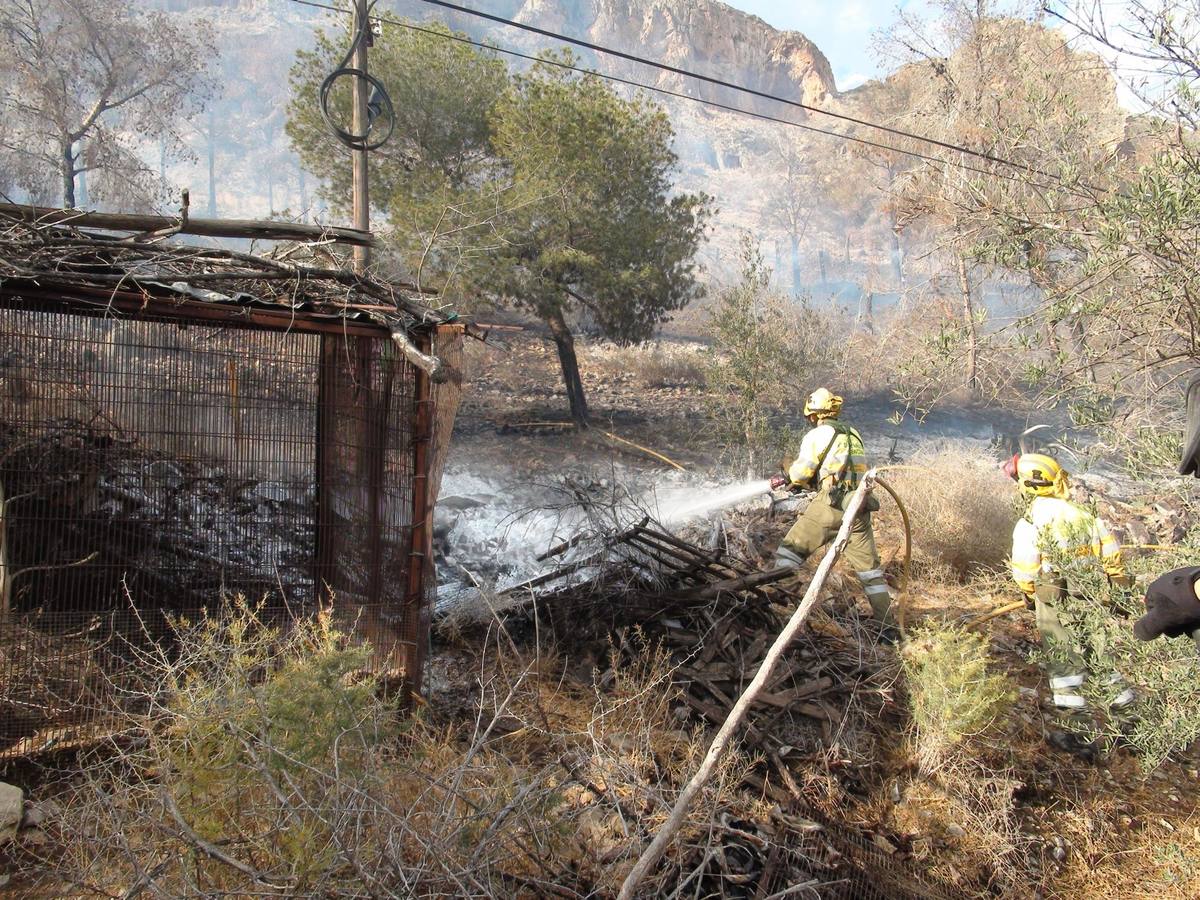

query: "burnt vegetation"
xmin=4 ymin=1 xmax=1200 ymax=899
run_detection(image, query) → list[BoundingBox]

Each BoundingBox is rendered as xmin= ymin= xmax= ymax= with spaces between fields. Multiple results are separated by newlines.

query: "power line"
xmin=408 ymin=0 xmax=1088 ymax=188
xmin=287 ymin=0 xmax=1084 ymax=194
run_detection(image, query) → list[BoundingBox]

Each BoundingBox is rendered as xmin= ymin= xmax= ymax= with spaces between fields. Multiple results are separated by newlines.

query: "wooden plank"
xmin=0 ymin=202 xmax=375 ymax=247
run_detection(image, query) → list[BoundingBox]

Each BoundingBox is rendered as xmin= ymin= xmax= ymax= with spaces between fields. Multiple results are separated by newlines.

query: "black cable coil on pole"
xmin=319 ymin=0 xmax=395 ymax=151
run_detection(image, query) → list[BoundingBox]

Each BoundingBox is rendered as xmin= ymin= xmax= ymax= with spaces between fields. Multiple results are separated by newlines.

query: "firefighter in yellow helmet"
xmin=771 ymin=389 xmax=895 ymax=637
xmin=1009 ymin=453 xmax=1133 ymax=751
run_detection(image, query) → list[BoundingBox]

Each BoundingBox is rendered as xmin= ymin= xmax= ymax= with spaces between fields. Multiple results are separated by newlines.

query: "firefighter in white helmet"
xmin=771 ymin=388 xmax=896 ymax=637
xmin=1008 ymin=453 xmax=1134 ymax=752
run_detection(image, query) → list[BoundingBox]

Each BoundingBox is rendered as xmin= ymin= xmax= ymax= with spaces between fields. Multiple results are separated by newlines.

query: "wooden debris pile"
xmin=608 ymin=524 xmax=900 ymax=799
xmin=485 ymin=519 xmax=940 ymax=899
xmin=457 ymin=517 xmax=903 ymax=785
xmin=2 ymin=421 xmax=315 ymax=617
xmin=494 ymin=519 xmax=898 ymax=784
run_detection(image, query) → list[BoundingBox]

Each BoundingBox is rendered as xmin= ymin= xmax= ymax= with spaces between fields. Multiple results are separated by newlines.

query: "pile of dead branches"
xmin=0 ymin=421 xmax=317 ymax=757
xmin=2 ymin=421 xmax=314 ymax=616
xmin=490 ymin=519 xmax=901 ymax=788
xmin=0 ymin=206 xmax=443 ymax=326
xmin=437 ymin=512 xmax=942 ymax=898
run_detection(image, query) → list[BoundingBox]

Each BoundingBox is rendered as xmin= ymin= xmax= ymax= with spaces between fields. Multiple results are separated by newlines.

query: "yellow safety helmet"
xmin=1015 ymin=452 xmax=1069 ymax=499
xmin=803 ymin=388 xmax=843 ymax=420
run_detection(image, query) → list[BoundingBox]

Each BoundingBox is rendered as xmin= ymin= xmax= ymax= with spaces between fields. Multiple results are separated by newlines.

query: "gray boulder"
xmin=0 ymin=782 xmax=23 ymax=847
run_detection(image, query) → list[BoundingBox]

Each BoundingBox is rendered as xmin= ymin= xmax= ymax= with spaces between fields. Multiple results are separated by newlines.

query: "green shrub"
xmin=900 ymin=620 xmax=1014 ymax=773
xmin=703 ymin=239 xmax=836 ymax=477
xmin=1035 ymin=540 xmax=1200 ymax=770
xmin=162 ymin=600 xmax=392 ymax=880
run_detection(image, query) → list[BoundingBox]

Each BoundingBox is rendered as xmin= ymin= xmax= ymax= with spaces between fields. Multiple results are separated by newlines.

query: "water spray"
xmin=655 ymin=478 xmax=773 ymax=525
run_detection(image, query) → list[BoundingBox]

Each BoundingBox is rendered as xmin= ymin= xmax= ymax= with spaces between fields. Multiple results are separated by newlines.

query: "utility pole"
xmin=351 ymin=0 xmax=371 ymax=274
xmin=207 ymin=106 xmax=218 ymax=218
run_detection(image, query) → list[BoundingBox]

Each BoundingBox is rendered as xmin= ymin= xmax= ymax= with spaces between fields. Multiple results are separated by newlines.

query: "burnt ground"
xmin=4 ymin=330 xmax=1197 ymax=898
xmin=448 ymin=329 xmax=1027 ymax=477
xmin=435 ymin=329 xmax=1200 ymax=899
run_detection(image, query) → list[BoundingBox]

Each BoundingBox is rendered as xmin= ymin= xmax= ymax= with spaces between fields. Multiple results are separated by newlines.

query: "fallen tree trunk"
xmin=617 ymin=471 xmax=877 ymax=900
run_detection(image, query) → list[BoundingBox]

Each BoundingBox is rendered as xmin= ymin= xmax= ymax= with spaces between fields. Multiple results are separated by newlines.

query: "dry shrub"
xmin=0 ymin=622 xmax=115 ymax=753
xmin=27 ymin=601 xmax=577 ymax=896
xmin=893 ymin=620 xmax=1027 ymax=895
xmin=887 ymin=442 xmax=1018 ymax=579
xmin=25 ymin=603 xmax=754 ymax=898
xmin=836 ymin=297 xmax=1025 ymax=416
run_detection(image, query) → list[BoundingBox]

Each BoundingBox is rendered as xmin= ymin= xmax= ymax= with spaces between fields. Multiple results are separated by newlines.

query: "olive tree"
xmin=0 ymin=0 xmax=215 ymax=209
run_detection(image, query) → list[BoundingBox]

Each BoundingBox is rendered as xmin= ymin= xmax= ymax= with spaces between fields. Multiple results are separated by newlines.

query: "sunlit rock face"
xmin=504 ymin=0 xmax=837 ymax=111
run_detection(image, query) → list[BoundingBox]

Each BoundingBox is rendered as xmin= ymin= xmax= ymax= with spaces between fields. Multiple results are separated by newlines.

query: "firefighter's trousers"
xmin=776 ymin=490 xmax=896 ymax=627
xmin=1034 ymin=578 xmax=1134 ymax=720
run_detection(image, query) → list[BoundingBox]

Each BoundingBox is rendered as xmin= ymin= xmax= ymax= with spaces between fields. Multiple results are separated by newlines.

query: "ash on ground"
xmin=432 ymin=464 xmax=777 ymax=614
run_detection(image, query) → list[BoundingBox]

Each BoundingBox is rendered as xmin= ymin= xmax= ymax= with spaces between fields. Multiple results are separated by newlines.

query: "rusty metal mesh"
xmin=0 ymin=304 xmax=441 ymax=758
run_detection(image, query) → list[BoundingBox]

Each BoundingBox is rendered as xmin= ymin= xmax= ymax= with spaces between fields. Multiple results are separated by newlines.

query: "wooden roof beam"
xmin=0 ymin=202 xmax=376 ymax=248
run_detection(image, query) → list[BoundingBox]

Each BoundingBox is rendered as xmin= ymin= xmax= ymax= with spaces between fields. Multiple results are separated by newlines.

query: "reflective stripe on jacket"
xmin=788 ymin=422 xmax=868 ymax=490
xmin=1010 ymin=495 xmax=1124 ymax=594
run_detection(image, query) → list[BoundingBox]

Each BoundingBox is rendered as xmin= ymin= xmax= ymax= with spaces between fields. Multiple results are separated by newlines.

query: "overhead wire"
xmin=319 ymin=0 xmax=395 ymax=149
xmin=407 ymin=0 xmax=1099 ymax=190
xmin=286 ymin=0 xmax=1095 ymax=195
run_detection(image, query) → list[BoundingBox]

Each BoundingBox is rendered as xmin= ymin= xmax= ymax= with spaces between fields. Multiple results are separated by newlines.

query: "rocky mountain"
xmin=469 ymin=0 xmax=837 ymax=110
xmin=154 ymin=0 xmax=891 ymax=302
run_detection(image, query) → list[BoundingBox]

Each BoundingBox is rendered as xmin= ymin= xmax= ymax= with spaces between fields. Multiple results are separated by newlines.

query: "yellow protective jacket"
xmin=788 ymin=421 xmax=868 ymax=491
xmin=1010 ymin=495 xmax=1124 ymax=595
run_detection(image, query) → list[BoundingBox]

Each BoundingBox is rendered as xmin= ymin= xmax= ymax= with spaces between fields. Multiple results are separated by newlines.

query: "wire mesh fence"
xmin=0 ymin=300 xmax=448 ymax=759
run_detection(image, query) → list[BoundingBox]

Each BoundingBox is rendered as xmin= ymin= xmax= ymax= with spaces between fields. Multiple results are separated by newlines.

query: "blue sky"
xmin=724 ymin=1 xmax=927 ymax=90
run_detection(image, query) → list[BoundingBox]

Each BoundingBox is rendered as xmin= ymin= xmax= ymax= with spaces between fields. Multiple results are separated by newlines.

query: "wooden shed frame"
xmin=0 ymin=208 xmax=463 ymax=757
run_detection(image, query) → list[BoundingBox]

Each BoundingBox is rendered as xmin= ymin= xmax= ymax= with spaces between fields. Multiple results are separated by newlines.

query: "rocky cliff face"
xmin=498 ymin=0 xmax=837 ymax=110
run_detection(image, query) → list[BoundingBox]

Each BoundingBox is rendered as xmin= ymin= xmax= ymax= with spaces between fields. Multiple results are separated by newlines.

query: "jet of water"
xmin=656 ymin=478 xmax=773 ymax=525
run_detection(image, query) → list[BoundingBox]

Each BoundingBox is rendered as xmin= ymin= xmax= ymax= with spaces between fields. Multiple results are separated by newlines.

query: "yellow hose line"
xmin=874 ymin=475 xmax=912 ymax=637
xmin=601 ymin=430 xmax=687 ymax=472
xmin=965 ymin=599 xmax=1026 ymax=631
xmin=1121 ymin=544 xmax=1177 ymax=552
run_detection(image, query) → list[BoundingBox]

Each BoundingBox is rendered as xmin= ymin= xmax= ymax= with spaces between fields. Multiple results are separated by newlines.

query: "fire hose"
xmin=771 ymin=472 xmax=912 ymax=636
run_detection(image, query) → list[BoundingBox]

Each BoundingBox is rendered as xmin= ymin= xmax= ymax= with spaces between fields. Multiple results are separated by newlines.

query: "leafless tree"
xmin=0 ymin=0 xmax=216 ymax=210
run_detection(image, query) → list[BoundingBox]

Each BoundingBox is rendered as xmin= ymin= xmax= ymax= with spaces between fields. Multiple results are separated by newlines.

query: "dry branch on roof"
xmin=0 ymin=206 xmax=446 ymax=329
